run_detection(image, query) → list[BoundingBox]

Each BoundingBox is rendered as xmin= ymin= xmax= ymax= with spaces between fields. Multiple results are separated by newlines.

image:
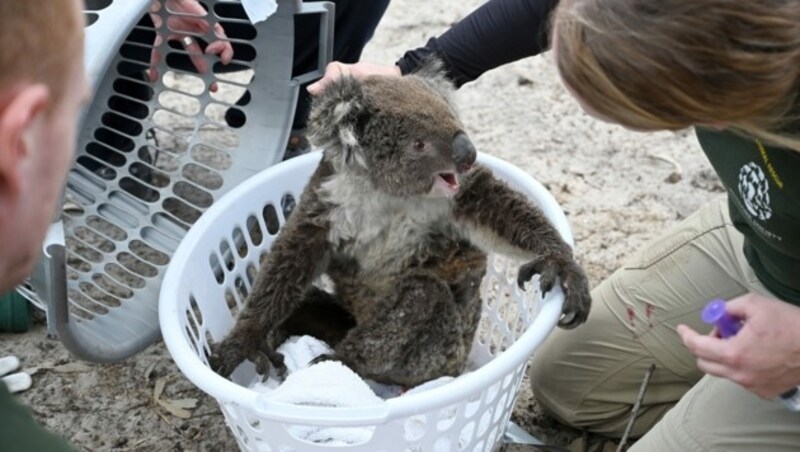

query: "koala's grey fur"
xmin=209 ymin=60 xmax=592 ymax=387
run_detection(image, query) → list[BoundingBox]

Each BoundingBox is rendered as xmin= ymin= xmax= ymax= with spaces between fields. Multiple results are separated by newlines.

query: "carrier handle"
xmin=44 ymin=241 xmax=152 ymax=362
xmin=291 ymin=1 xmax=335 ymax=85
xmin=42 ymin=243 xmax=104 ymax=361
xmin=22 ymin=222 xmax=154 ymax=362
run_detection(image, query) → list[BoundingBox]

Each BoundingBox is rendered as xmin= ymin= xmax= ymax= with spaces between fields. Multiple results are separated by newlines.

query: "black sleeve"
xmin=396 ymin=0 xmax=558 ymax=87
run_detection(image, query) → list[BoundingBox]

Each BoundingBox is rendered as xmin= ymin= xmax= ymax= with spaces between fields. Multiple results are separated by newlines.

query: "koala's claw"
xmin=556 ymin=263 xmax=592 ymax=329
xmin=208 ymin=343 xmax=247 ymax=378
xmin=309 ymin=353 xmax=340 ymax=366
xmin=251 ymin=350 xmax=271 ymax=376
xmin=518 ymin=255 xmax=592 ymax=330
xmin=209 ymin=334 xmax=287 ymax=378
xmin=517 ymin=257 xmax=557 ymax=294
xmin=262 ymin=346 xmax=287 ymax=379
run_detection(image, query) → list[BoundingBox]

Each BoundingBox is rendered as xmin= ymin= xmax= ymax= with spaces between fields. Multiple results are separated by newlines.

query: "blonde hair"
xmin=552 ymin=0 xmax=800 ymax=151
xmin=0 ymin=0 xmax=83 ymax=108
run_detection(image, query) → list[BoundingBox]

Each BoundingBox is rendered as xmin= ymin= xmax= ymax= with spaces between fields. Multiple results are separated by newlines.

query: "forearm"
xmin=454 ymin=166 xmax=571 ymax=258
xmin=396 ymin=0 xmax=558 ymax=87
xmin=236 ymin=221 xmax=330 ymax=334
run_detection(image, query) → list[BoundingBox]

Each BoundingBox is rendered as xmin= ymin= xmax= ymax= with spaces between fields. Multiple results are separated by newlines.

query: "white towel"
xmin=247 ymin=335 xmax=471 ymax=447
xmin=248 ymin=336 xmax=381 ymax=446
xmin=275 ymin=335 xmax=334 ymax=375
xmin=269 ymin=360 xmax=383 ymax=408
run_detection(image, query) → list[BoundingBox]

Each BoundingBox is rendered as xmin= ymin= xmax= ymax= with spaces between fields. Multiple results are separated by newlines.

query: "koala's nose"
xmin=452 ymin=132 xmax=477 ymax=173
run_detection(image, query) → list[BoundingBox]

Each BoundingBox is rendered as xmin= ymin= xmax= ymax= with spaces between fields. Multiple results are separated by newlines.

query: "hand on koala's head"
xmin=307 ymin=61 xmax=402 ymax=96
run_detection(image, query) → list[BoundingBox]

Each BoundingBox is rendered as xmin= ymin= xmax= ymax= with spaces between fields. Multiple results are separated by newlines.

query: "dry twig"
xmin=617 ymin=363 xmax=656 ymax=452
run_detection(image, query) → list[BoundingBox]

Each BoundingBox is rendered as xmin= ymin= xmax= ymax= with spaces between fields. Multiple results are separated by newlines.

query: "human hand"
xmin=0 ymin=356 xmax=32 ymax=394
xmin=678 ymin=293 xmax=800 ymax=399
xmin=148 ymin=0 xmax=234 ymax=92
xmin=307 ymin=61 xmax=402 ymax=96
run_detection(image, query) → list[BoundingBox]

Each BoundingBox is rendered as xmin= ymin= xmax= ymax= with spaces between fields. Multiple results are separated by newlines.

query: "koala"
xmin=209 ymin=61 xmax=592 ymax=387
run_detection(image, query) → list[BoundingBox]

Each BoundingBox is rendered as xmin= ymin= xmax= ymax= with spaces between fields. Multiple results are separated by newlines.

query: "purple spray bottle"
xmin=701 ymin=299 xmax=743 ymax=339
xmin=701 ymin=298 xmax=800 ymax=412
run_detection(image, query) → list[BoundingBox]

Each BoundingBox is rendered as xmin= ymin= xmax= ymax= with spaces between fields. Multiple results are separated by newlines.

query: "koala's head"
xmin=307 ymin=60 xmax=477 ymax=198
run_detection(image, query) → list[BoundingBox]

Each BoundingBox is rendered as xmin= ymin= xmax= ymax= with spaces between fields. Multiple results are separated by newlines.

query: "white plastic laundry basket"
xmin=160 ymin=151 xmax=573 ymax=452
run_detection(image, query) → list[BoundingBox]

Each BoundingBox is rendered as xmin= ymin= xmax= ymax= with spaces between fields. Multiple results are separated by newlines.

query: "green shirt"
xmin=0 ymin=382 xmax=76 ymax=452
xmin=696 ymin=127 xmax=800 ymax=305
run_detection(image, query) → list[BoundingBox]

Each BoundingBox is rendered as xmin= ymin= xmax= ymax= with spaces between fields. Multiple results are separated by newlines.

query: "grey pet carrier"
xmin=17 ymin=0 xmax=333 ymax=362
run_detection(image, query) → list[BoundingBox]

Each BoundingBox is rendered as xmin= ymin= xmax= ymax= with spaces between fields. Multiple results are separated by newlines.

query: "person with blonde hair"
xmin=308 ymin=0 xmax=800 ymax=449
xmin=0 ymin=0 xmax=89 ymax=450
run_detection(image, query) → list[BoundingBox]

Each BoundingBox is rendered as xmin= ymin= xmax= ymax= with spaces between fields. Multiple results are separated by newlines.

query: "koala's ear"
xmin=406 ymin=56 xmax=456 ymax=103
xmin=307 ymin=76 xmax=369 ymax=168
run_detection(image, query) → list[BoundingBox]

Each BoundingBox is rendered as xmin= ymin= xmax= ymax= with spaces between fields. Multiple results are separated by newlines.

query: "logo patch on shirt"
xmin=738 ymin=162 xmax=772 ymax=221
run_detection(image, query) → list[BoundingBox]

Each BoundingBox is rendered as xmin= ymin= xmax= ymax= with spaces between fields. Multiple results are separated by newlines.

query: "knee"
xmin=527 ymin=327 xmax=620 ymax=431
xmin=399 ymin=273 xmax=451 ymax=300
xmin=527 ymin=335 xmax=581 ymax=425
xmin=528 ymin=336 xmax=661 ymax=437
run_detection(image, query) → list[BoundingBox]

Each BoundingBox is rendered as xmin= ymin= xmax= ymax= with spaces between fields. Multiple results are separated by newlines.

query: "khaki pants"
xmin=529 ymin=197 xmax=800 ymax=451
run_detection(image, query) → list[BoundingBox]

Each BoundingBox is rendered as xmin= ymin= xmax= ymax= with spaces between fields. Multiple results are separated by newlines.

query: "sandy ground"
xmin=2 ymin=0 xmax=724 ymax=450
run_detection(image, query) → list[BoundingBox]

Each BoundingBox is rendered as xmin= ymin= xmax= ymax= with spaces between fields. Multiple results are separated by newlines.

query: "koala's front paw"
xmin=209 ymin=332 xmax=287 ymax=378
xmin=517 ymin=254 xmax=592 ymax=329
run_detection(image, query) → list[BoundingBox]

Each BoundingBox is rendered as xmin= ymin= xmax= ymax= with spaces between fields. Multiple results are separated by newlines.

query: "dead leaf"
xmin=151 ymin=378 xmax=197 ymax=419
xmin=157 ymin=398 xmax=193 ymax=419
xmin=144 ymin=362 xmax=157 ymax=382
xmin=153 ymin=378 xmax=166 ymax=400
xmin=167 ymin=398 xmax=198 ymax=410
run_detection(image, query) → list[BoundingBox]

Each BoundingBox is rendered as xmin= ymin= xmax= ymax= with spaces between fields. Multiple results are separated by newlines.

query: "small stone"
xmin=517 ymin=76 xmax=534 ymax=86
xmin=664 ymin=172 xmax=682 ymax=184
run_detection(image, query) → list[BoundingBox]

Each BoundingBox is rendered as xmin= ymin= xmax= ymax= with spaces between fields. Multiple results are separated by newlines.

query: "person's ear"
xmin=0 ymin=85 xmax=50 ymax=201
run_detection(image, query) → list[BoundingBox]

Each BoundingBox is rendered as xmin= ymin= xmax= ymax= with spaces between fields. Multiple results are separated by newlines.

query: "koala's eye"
xmin=413 ymin=140 xmax=426 ymax=152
